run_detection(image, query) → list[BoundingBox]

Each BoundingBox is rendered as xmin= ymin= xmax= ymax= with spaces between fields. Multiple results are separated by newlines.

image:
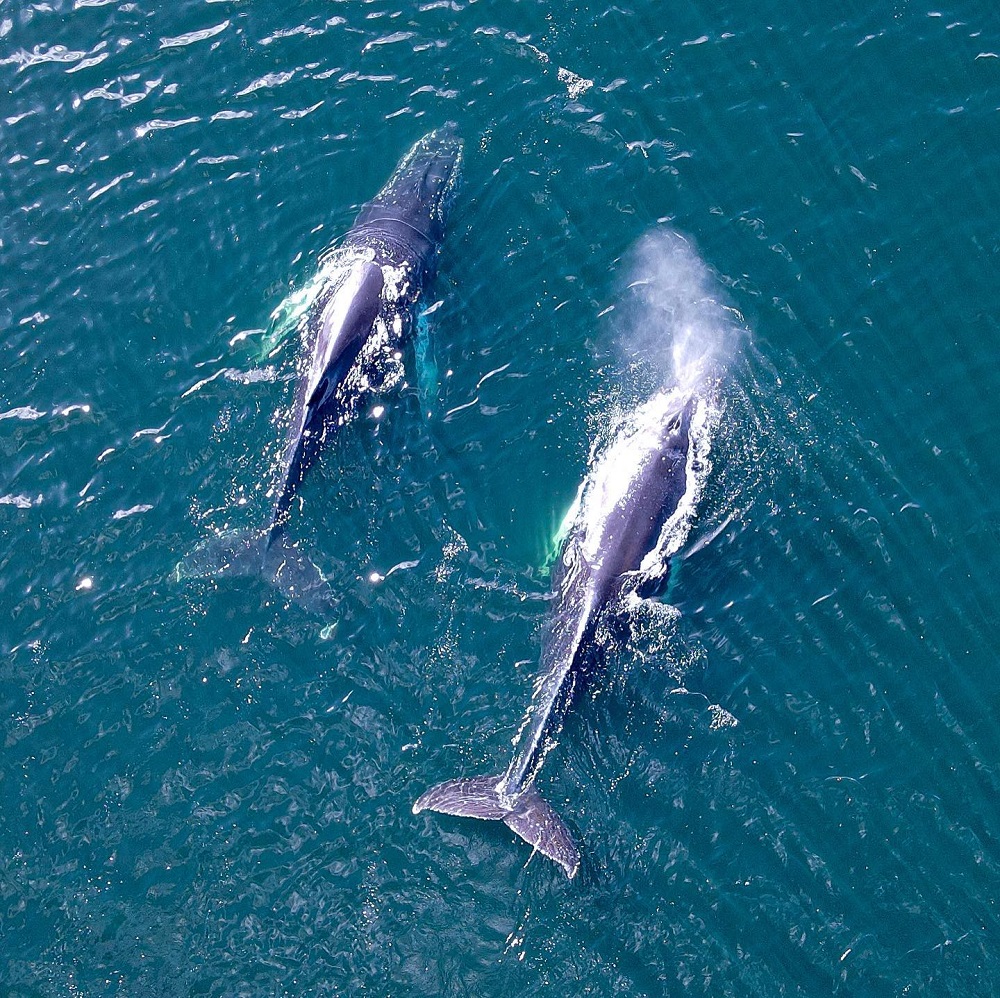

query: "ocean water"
xmin=2 ymin=1 xmax=999 ymax=995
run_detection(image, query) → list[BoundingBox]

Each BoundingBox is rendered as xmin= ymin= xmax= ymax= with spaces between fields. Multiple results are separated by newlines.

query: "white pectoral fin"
xmin=305 ymin=260 xmax=384 ymax=408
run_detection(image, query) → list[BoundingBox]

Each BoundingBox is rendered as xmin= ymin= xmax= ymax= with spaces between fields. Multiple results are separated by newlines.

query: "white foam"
xmin=640 ymin=389 xmax=716 ymax=573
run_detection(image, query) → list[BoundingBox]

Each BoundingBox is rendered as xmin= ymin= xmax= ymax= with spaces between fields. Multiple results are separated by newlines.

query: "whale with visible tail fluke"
xmin=414 ymin=386 xmax=715 ymax=877
xmin=177 ymin=126 xmax=463 ymax=599
xmin=414 ymin=228 xmax=734 ymax=876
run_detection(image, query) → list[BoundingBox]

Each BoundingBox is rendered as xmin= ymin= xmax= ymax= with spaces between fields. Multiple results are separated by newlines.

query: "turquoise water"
xmin=3 ymin=1 xmax=999 ymax=994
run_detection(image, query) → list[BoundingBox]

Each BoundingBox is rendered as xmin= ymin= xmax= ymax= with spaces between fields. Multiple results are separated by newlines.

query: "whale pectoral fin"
xmin=414 ymin=310 xmax=440 ymax=413
xmin=413 ymin=776 xmax=581 ymax=879
xmin=305 ymin=261 xmax=385 ymax=415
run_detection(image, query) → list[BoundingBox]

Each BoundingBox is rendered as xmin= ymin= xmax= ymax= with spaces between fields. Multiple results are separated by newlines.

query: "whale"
xmin=413 ymin=385 xmax=713 ymax=877
xmin=266 ymin=123 xmax=463 ymax=547
xmin=177 ymin=125 xmax=462 ymax=594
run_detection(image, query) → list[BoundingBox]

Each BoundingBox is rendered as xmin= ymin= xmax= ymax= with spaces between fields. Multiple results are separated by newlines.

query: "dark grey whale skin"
xmin=414 ymin=391 xmax=698 ymax=878
xmin=266 ymin=124 xmax=463 ymax=547
xmin=175 ymin=128 xmax=461 ymax=602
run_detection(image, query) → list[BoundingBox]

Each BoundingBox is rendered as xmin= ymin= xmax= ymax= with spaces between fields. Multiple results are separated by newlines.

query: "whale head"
xmin=351 ymin=123 xmax=464 ymax=258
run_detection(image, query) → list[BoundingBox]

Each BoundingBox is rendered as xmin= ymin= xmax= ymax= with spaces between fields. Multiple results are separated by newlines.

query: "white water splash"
xmin=641 ymin=390 xmax=717 ymax=571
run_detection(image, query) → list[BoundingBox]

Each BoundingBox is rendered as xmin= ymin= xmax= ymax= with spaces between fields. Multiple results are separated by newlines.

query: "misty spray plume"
xmin=615 ymin=228 xmax=744 ymax=394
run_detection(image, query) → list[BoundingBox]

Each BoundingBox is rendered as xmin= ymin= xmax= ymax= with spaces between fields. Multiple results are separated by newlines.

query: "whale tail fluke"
xmin=174 ymin=528 xmax=336 ymax=616
xmin=413 ymin=776 xmax=580 ymax=879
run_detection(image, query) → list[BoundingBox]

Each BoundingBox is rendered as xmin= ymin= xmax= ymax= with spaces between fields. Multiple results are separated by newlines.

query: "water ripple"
xmin=2 ymin=0 xmax=999 ymax=993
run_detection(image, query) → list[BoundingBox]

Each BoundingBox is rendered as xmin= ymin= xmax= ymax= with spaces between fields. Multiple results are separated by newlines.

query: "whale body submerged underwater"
xmin=178 ymin=126 xmax=462 ymax=593
xmin=414 ymin=383 xmax=716 ymax=878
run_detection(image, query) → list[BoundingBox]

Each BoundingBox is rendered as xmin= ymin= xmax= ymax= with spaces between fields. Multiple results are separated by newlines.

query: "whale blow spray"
xmin=618 ymin=228 xmax=744 ymax=395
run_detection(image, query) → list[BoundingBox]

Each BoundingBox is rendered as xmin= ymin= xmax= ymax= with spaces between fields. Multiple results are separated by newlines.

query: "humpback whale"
xmin=266 ymin=123 xmax=463 ymax=546
xmin=178 ymin=126 xmax=462 ymax=592
xmin=414 ymin=386 xmax=714 ymax=877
